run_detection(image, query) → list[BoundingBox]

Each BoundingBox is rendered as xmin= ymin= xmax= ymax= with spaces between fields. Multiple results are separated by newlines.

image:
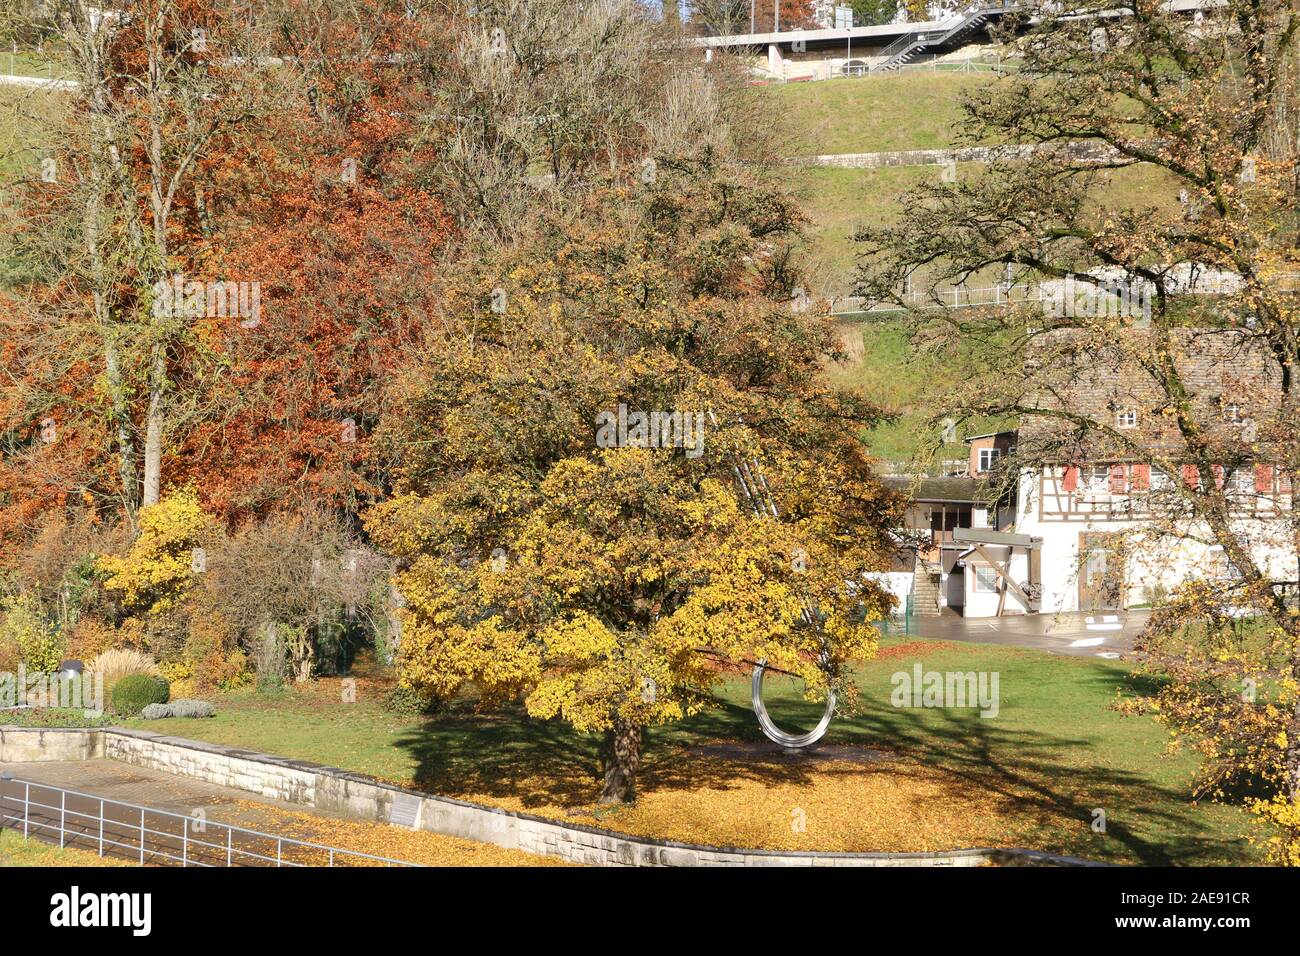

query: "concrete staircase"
xmin=911 ymin=563 xmax=943 ymax=617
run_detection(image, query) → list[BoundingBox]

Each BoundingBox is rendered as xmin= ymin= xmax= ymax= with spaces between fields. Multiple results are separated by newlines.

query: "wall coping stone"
xmin=1 ymin=725 xmax=1107 ymax=867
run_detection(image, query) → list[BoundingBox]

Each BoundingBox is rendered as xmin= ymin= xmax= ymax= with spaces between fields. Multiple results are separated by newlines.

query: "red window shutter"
xmin=1131 ymin=463 xmax=1150 ymax=491
xmin=1255 ymin=464 xmax=1273 ymax=494
xmin=1213 ymin=464 xmax=1225 ymax=489
xmin=1181 ymin=464 xmax=1199 ymax=488
xmin=1062 ymin=466 xmax=1079 ymax=492
xmin=1109 ymin=464 xmax=1127 ymax=493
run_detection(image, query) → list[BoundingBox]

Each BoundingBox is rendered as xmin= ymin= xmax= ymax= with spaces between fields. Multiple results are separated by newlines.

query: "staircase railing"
xmin=873 ymin=25 xmax=928 ymax=66
xmin=872 ymin=4 xmax=1012 ymax=73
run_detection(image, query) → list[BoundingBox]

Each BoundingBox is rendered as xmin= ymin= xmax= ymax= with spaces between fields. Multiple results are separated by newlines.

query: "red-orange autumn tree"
xmin=169 ymin=3 xmax=455 ymax=521
xmin=0 ymin=0 xmax=457 ymax=543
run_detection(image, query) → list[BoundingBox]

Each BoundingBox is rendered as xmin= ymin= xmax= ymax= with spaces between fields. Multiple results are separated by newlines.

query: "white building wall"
xmin=962 ymin=551 xmax=1031 ymax=618
xmin=1016 ymin=468 xmax=1298 ymax=614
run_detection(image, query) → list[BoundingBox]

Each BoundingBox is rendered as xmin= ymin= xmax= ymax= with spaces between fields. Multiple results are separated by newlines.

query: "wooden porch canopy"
xmin=951 ymin=527 xmax=1043 ymax=615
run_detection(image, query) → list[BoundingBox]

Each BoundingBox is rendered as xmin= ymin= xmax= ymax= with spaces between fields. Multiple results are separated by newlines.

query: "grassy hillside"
xmin=826 ymin=317 xmax=1013 ymax=464
xmin=767 ymin=72 xmax=996 ymax=156
xmin=0 ymin=86 xmax=52 ymax=174
xmin=762 ymin=73 xmax=1185 ymax=464
xmin=0 ymin=50 xmax=66 ymax=80
xmin=0 ymin=85 xmax=61 ymax=288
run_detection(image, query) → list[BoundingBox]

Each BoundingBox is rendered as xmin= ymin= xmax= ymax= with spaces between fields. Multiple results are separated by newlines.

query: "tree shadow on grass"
xmin=393 ymin=697 xmax=838 ymax=810
xmin=845 ymin=702 xmax=1250 ymax=864
xmin=392 ymin=674 xmax=1256 ymax=864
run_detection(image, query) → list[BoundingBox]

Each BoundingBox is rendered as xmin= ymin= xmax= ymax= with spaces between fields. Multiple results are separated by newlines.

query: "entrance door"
xmin=1078 ymin=532 xmax=1125 ymax=611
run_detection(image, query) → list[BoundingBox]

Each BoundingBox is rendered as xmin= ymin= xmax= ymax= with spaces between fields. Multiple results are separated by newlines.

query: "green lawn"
xmin=0 ymin=48 xmax=68 ymax=80
xmin=0 ymin=829 xmax=129 ymax=867
xmin=763 ymin=71 xmax=997 ymax=156
xmin=125 ymin=636 xmax=1262 ymax=865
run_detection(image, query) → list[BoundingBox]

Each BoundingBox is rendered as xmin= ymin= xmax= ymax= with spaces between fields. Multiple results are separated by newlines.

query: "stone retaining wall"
xmin=807 ymin=140 xmax=1121 ymax=169
xmin=0 ymin=726 xmax=1103 ymax=868
xmin=0 ymin=726 xmax=104 ymax=762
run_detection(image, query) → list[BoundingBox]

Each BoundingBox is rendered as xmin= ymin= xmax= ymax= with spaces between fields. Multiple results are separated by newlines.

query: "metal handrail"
xmin=0 ymin=777 xmax=420 ymax=867
xmin=874 ymin=25 xmax=929 ymax=63
xmin=873 ymin=4 xmax=1012 ymax=73
xmin=836 ymin=273 xmax=1300 ymax=316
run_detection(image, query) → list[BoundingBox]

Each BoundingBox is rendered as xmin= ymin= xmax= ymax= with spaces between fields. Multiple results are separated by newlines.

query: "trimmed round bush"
xmin=139 ymin=698 xmax=216 ymax=720
xmin=112 ymin=674 xmax=170 ymax=717
xmin=168 ymin=699 xmax=216 ymax=718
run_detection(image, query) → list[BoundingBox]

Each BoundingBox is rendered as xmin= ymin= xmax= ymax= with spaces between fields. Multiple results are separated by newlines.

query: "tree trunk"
xmin=76 ymin=9 xmax=138 ymax=514
xmin=141 ymin=6 xmax=170 ymax=509
xmin=142 ymin=352 xmax=165 ymax=507
xmin=1289 ymin=696 xmax=1300 ymax=804
xmin=104 ymin=338 xmax=137 ymax=514
xmin=600 ymin=715 xmax=642 ymax=803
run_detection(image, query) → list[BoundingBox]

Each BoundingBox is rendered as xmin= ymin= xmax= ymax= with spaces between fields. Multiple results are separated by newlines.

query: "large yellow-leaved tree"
xmin=367 ymin=148 xmax=899 ymax=802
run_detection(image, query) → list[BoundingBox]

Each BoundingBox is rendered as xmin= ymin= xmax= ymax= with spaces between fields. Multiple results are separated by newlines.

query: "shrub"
xmin=182 ymin=600 xmax=249 ymax=690
xmin=139 ymin=699 xmax=216 ymax=719
xmin=0 ymin=594 xmax=64 ymax=672
xmin=201 ymin=505 xmax=387 ymax=682
xmin=9 ymin=511 xmax=129 ymax=632
xmin=382 ymin=683 xmax=439 ymax=716
xmin=210 ymin=649 xmax=253 ymax=690
xmin=159 ymin=659 xmax=198 ymax=699
xmin=98 ymin=489 xmax=210 ymax=616
xmin=88 ymin=647 xmax=160 ymax=700
xmin=110 ymin=673 xmax=169 ymax=717
xmin=64 ymin=615 xmax=119 ymax=661
xmin=254 ymin=623 xmax=287 ymax=692
xmin=171 ymin=698 xmax=215 ymax=718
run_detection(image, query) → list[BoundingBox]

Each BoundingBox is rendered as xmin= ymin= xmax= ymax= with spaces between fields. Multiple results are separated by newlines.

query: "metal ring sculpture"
xmin=716 ymin=412 xmax=835 ymax=749
xmin=751 ymin=661 xmax=836 ymax=749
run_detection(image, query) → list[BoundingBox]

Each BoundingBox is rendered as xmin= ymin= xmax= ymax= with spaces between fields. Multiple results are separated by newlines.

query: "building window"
xmin=977 ymin=448 xmax=1001 ymax=472
xmin=1209 ymin=548 xmax=1242 ymax=581
xmin=1084 ymin=464 xmax=1112 ymax=493
xmin=974 ymin=566 xmax=999 ymax=593
xmin=1224 ymin=402 xmax=1245 ymax=425
xmin=1116 ymin=408 xmax=1138 ymax=428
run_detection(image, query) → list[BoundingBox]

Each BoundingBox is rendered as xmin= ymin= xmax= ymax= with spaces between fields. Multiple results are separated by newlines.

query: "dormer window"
xmin=977 ymin=448 xmax=1001 ymax=472
xmin=1116 ymin=408 xmax=1138 ymax=429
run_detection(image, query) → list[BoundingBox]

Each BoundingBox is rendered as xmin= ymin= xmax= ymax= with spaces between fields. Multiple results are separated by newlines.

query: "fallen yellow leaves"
xmin=230 ymin=802 xmax=570 ymax=867
xmin=437 ymin=749 xmax=1068 ymax=854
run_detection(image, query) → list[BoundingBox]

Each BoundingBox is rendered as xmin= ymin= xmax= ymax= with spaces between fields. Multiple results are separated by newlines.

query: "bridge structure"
xmin=690 ymin=1 xmax=1220 ymax=83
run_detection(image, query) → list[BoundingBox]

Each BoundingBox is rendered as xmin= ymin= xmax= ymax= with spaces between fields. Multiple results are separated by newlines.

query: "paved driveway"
xmin=0 ymin=759 xmax=392 ymax=866
xmin=907 ymin=609 xmax=1149 ymax=659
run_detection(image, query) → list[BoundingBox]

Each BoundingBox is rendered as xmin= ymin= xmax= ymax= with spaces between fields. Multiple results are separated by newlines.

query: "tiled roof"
xmin=1016 ymin=328 xmax=1281 ymax=460
xmin=882 ymin=475 xmax=998 ymax=503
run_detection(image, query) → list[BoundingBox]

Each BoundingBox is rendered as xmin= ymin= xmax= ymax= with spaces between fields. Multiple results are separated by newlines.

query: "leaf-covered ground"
xmin=0 ymin=829 xmax=129 ymax=867
xmin=228 ymin=802 xmax=569 ymax=867
xmin=128 ymin=637 xmax=1263 ymax=865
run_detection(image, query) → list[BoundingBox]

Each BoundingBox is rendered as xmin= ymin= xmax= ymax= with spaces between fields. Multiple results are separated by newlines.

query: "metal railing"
xmin=836 ymin=273 xmax=1300 ymax=316
xmin=832 ymin=53 xmax=1012 ymax=79
xmin=0 ymin=776 xmax=420 ymax=867
xmin=871 ymin=4 xmax=1009 ymax=73
xmin=872 ymin=25 xmax=929 ymax=67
